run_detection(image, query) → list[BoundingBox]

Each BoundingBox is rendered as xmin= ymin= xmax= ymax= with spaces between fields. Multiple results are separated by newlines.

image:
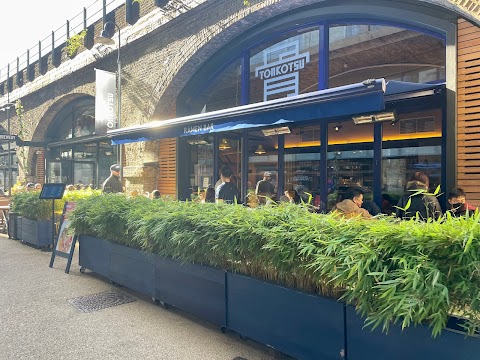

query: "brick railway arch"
xmin=152 ymin=0 xmax=477 ymax=118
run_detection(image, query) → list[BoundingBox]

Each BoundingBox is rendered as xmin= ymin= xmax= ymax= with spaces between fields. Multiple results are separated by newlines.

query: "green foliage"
xmin=66 ymin=30 xmax=87 ymax=57
xmin=70 ymin=197 xmax=480 ymax=337
xmin=11 ymin=189 xmax=100 ymax=220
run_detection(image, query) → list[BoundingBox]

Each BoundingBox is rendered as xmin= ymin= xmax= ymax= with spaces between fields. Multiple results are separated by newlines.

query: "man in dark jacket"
xmin=102 ymin=164 xmax=123 ymax=193
xmin=396 ymin=172 xmax=442 ymax=220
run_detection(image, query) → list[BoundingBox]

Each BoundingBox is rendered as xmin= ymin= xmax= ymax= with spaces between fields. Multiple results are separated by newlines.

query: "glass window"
xmin=186 ymin=60 xmax=242 ymax=115
xmin=248 ymin=130 xmax=278 ymax=204
xmin=187 ymin=136 xmax=214 ymax=200
xmin=284 ymin=125 xmax=321 ymax=205
xmin=329 ymin=24 xmax=445 ymax=87
xmin=327 ymin=120 xmax=374 ymax=211
xmin=99 ymin=141 xmax=117 ymax=186
xmin=250 ymin=27 xmax=319 ymax=103
xmin=382 ymin=109 xmax=442 ymax=213
xmin=218 ymin=132 xmax=242 ymax=197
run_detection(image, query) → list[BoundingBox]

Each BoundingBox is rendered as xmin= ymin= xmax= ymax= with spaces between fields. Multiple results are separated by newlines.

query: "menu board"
xmin=39 ymin=183 xmax=66 ymax=199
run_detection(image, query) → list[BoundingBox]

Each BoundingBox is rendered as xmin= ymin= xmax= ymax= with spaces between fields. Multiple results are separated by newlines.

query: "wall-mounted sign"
xmin=255 ymin=40 xmax=310 ymax=102
xmin=95 ymin=69 xmax=117 ymax=135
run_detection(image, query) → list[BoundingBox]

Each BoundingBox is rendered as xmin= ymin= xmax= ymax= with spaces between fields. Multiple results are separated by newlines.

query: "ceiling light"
xmin=262 ymin=126 xmax=291 ymax=136
xmin=334 ymin=124 xmax=342 ymax=132
xmin=219 ymin=138 xmax=231 ymax=150
xmin=187 ymin=139 xmax=209 ymax=145
xmin=255 ymin=144 xmax=266 ymax=155
xmin=352 ymin=111 xmax=397 ymax=125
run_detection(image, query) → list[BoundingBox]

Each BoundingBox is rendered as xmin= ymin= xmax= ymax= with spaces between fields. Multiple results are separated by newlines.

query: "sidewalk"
xmin=0 ymin=235 xmax=287 ymax=360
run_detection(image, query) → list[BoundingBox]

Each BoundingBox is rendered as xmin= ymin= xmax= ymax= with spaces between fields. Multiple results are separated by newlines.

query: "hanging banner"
xmin=95 ymin=69 xmax=117 ymax=135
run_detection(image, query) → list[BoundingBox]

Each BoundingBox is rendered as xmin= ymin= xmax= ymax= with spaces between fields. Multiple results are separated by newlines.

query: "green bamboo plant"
xmin=69 ymin=195 xmax=480 ymax=337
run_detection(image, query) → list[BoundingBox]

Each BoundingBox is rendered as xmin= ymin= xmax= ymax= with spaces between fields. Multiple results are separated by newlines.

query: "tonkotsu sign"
xmin=95 ymin=69 xmax=117 ymax=135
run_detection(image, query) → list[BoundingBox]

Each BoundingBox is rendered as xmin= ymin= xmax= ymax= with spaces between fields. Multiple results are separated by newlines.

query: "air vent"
xmin=399 ymin=117 xmax=435 ymax=134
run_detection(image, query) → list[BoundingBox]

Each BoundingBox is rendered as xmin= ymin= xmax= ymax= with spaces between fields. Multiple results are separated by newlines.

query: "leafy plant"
xmin=70 ymin=196 xmax=480 ymax=337
xmin=66 ymin=30 xmax=87 ymax=57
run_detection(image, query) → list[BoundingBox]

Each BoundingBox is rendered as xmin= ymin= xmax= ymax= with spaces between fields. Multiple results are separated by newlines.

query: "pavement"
xmin=0 ymin=235 xmax=291 ymax=360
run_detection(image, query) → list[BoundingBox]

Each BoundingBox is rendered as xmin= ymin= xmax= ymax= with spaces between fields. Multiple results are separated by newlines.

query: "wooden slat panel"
xmin=458 ymin=71 xmax=480 ymax=81
xmin=458 ymin=93 xmax=480 ymax=102
xmin=458 ymin=99 xmax=480 ymax=107
xmin=158 ymin=138 xmax=176 ymax=197
xmin=458 ymin=174 xmax=480 ymax=180
xmin=458 ymin=32 xmax=480 ymax=44
xmin=458 ymin=44 xmax=480 ymax=56
xmin=458 ymin=52 xmax=480 ymax=62
xmin=458 ymin=140 xmax=480 ymax=147
xmin=457 ymin=79 xmax=480 ymax=91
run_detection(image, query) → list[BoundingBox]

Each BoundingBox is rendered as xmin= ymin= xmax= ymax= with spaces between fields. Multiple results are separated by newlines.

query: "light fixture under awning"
xmin=109 ymin=79 xmax=387 ymax=145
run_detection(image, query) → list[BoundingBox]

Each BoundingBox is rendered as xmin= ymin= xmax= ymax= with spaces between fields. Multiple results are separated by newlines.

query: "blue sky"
xmin=0 ymin=0 xmax=96 ymax=72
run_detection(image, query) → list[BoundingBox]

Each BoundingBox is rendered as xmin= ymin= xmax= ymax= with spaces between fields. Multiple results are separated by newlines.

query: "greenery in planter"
xmin=11 ymin=189 xmax=100 ymax=220
xmin=70 ymin=195 xmax=480 ymax=337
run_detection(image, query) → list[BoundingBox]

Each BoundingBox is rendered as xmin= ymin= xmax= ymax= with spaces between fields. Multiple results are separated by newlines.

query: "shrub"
xmin=69 ymin=196 xmax=480 ymax=337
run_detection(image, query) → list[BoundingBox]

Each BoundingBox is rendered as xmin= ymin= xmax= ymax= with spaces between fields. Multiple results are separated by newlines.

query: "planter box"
xmin=110 ymin=242 xmax=155 ymax=297
xmin=8 ymin=212 xmax=18 ymax=239
xmin=345 ymin=306 xmax=480 ymax=360
xmin=155 ymin=257 xmax=226 ymax=327
xmin=21 ymin=218 xmax=53 ymax=247
xmin=79 ymin=235 xmax=111 ymax=278
xmin=16 ymin=216 xmax=23 ymax=240
xmin=227 ymin=272 xmax=345 ymax=360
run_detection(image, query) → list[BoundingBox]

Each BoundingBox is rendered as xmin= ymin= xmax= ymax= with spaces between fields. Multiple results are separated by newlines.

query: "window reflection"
xmin=284 ymin=125 xmax=321 ymax=205
xmin=382 ymin=109 xmax=442 ymax=213
xmin=187 ymin=136 xmax=214 ymax=200
xmin=218 ymin=133 xmax=242 ymax=197
xmin=327 ymin=120 xmax=374 ymax=211
xmin=248 ymin=130 xmax=278 ymax=203
xmin=329 ymin=24 xmax=445 ymax=87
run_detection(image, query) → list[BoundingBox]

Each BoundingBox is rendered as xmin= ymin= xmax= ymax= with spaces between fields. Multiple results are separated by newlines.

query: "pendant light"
xmin=219 ymin=138 xmax=231 ymax=150
xmin=255 ymin=144 xmax=266 ymax=155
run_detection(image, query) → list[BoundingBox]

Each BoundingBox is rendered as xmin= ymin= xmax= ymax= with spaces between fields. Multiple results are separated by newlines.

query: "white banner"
xmin=95 ymin=69 xmax=117 ymax=135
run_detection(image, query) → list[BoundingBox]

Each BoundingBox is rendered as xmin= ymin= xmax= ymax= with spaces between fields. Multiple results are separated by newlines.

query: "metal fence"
xmin=0 ymin=0 xmax=124 ymax=83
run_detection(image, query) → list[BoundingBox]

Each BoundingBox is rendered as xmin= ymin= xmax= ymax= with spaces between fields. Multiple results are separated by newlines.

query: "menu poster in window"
xmin=49 ymin=202 xmax=78 ymax=274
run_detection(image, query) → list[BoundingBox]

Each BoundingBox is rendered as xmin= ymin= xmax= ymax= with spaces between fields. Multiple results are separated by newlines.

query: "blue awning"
xmin=109 ymin=79 xmax=386 ymax=145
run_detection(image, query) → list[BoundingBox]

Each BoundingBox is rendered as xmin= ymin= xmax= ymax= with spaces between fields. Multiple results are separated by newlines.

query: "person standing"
xmin=255 ymin=171 xmax=275 ymax=204
xmin=102 ymin=164 xmax=123 ymax=193
xmin=215 ymin=166 xmax=239 ymax=204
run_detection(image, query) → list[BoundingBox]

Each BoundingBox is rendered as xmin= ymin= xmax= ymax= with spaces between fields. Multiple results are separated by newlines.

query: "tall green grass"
xmin=70 ymin=195 xmax=480 ymax=337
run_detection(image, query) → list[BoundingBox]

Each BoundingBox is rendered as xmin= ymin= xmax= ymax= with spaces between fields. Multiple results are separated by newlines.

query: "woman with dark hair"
xmin=395 ymin=172 xmax=442 ymax=220
xmin=203 ymin=187 xmax=215 ymax=203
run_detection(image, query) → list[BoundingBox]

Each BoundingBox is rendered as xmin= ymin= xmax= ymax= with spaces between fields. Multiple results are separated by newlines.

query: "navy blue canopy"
xmin=110 ymin=79 xmax=388 ymax=145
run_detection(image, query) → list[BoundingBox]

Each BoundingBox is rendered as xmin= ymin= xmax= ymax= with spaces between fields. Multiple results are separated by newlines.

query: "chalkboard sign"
xmin=39 ymin=183 xmax=66 ymax=199
xmin=49 ymin=202 xmax=78 ymax=274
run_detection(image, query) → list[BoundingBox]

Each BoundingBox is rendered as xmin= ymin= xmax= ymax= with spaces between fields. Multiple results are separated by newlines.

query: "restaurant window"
xmin=248 ymin=130 xmax=279 ymax=203
xmin=381 ymin=109 xmax=442 ymax=213
xmin=186 ymin=135 xmax=214 ymax=201
xmin=328 ymin=24 xmax=445 ymax=87
xmin=250 ymin=27 xmax=320 ymax=103
xmin=218 ymin=131 xmax=242 ymax=197
xmin=327 ymin=119 xmax=374 ymax=211
xmin=187 ymin=60 xmax=242 ymax=115
xmin=284 ymin=125 xmax=321 ymax=205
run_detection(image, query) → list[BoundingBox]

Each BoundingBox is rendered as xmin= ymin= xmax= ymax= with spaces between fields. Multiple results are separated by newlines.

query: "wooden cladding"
xmin=158 ymin=138 xmax=176 ymax=197
xmin=458 ymin=19 xmax=480 ymax=204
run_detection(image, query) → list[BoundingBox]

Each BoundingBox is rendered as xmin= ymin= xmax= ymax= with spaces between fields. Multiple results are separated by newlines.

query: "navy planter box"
xmin=21 ymin=218 xmax=53 ymax=247
xmin=16 ymin=216 xmax=23 ymax=240
xmin=227 ymin=272 xmax=345 ymax=360
xmin=345 ymin=306 xmax=480 ymax=360
xmin=154 ymin=257 xmax=226 ymax=327
xmin=110 ymin=242 xmax=155 ymax=297
xmin=79 ymin=235 xmax=111 ymax=278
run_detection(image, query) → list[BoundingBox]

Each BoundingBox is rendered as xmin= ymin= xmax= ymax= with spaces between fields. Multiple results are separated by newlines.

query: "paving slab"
xmin=0 ymin=236 xmax=291 ymax=360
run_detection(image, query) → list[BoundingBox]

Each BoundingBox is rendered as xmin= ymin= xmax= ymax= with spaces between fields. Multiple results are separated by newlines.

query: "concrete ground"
xmin=0 ymin=235 xmax=291 ymax=360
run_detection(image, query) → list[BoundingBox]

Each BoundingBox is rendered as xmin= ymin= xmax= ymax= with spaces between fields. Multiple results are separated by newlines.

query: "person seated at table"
xmin=34 ymin=183 xmax=42 ymax=191
xmin=330 ymin=187 xmax=372 ymax=219
xmin=448 ymin=187 xmax=477 ymax=217
xmin=395 ymin=172 xmax=442 ymax=221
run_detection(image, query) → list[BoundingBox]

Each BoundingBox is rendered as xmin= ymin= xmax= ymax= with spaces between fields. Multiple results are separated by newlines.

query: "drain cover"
xmin=68 ymin=290 xmax=136 ymax=313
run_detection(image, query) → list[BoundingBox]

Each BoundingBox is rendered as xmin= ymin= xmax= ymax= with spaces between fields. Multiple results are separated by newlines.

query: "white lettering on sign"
xmin=254 ymin=40 xmax=310 ymax=101
xmin=106 ymin=93 xmax=115 ymax=129
xmin=184 ymin=123 xmax=214 ymax=134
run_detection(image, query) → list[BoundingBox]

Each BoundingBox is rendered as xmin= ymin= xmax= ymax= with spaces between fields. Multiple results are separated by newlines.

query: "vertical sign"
xmin=95 ymin=69 xmax=117 ymax=135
